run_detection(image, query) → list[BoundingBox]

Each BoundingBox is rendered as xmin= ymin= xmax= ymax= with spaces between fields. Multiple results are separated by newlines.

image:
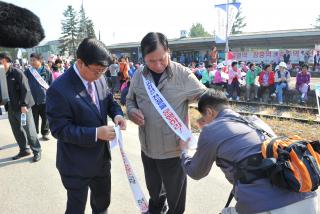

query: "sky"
xmin=4 ymin=0 xmax=320 ymax=46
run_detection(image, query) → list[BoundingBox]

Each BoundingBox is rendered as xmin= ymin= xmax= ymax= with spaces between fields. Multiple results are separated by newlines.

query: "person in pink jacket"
xmin=228 ymin=61 xmax=242 ymax=100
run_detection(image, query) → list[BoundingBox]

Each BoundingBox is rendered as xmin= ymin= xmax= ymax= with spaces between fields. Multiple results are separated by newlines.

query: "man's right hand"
xmin=129 ymin=108 xmax=145 ymax=126
xmin=97 ymin=126 xmax=116 ymax=141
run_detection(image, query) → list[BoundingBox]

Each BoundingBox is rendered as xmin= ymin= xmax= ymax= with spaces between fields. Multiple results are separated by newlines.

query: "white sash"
xmin=29 ymin=67 xmax=49 ymax=90
xmin=142 ymin=75 xmax=197 ymax=149
xmin=111 ymin=126 xmax=149 ymax=213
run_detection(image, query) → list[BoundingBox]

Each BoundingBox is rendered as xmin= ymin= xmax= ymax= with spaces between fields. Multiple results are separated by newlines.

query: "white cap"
xmin=217 ymin=63 xmax=225 ymax=69
xmin=279 ymin=62 xmax=287 ymax=68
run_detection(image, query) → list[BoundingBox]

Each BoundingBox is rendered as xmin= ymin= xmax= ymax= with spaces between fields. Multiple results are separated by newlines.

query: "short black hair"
xmin=198 ymin=89 xmax=228 ymax=114
xmin=0 ymin=52 xmax=12 ymax=62
xmin=249 ymin=63 xmax=255 ymax=69
xmin=264 ymin=64 xmax=272 ymax=70
xmin=30 ymin=53 xmax=43 ymax=61
xmin=206 ymin=64 xmax=213 ymax=68
xmin=140 ymin=32 xmax=169 ymax=58
xmin=231 ymin=61 xmax=237 ymax=67
xmin=76 ymin=38 xmax=112 ymax=67
xmin=52 ymin=64 xmax=58 ymax=71
xmin=301 ymin=64 xmax=309 ymax=69
xmin=55 ymin=58 xmax=62 ymax=64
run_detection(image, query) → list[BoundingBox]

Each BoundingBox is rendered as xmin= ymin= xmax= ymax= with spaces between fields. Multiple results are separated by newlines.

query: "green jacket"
xmin=246 ymin=69 xmax=256 ymax=85
xmin=201 ymin=70 xmax=211 ymax=84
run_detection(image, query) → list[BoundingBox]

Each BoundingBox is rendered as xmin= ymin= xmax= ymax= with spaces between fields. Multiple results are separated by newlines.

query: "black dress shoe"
xmin=33 ymin=153 xmax=41 ymax=162
xmin=12 ymin=150 xmax=31 ymax=160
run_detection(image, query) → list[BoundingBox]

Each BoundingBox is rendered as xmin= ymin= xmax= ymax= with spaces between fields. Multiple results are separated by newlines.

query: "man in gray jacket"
xmin=126 ymin=32 xmax=206 ymax=214
xmin=180 ymin=89 xmax=317 ymax=214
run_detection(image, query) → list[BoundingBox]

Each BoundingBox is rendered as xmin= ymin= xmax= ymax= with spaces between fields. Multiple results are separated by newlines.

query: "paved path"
xmin=0 ymin=118 xmax=234 ymax=214
xmin=0 ymin=116 xmax=319 ymax=213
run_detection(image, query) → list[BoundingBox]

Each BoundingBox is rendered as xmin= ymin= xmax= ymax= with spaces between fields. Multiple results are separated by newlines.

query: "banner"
xmin=215 ymin=2 xmax=241 ymax=43
xmin=142 ymin=75 xmax=197 ymax=149
xmin=29 ymin=67 xmax=50 ymax=90
xmin=111 ymin=126 xmax=149 ymax=213
xmin=232 ymin=49 xmax=315 ymax=64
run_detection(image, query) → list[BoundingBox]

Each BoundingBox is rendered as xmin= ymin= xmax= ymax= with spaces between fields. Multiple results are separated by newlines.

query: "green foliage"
xmin=316 ymin=15 xmax=320 ymax=28
xmin=189 ymin=23 xmax=212 ymax=38
xmin=231 ymin=7 xmax=247 ymax=34
xmin=78 ymin=5 xmax=96 ymax=40
xmin=60 ymin=5 xmax=79 ymax=57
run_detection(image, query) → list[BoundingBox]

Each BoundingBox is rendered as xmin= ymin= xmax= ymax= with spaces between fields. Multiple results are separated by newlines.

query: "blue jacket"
xmin=46 ymin=66 xmax=123 ymax=177
xmin=25 ymin=66 xmax=52 ymax=105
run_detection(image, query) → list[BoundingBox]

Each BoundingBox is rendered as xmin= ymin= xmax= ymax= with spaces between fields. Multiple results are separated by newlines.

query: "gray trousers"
xmin=8 ymin=106 xmax=41 ymax=154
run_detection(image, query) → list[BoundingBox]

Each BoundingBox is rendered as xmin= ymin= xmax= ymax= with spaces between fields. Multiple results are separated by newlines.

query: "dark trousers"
xmin=61 ymin=172 xmax=111 ymax=214
xmin=141 ymin=151 xmax=186 ymax=214
xmin=31 ymin=103 xmax=50 ymax=136
xmin=258 ymin=85 xmax=275 ymax=99
xmin=7 ymin=105 xmax=41 ymax=154
xmin=228 ymin=81 xmax=240 ymax=98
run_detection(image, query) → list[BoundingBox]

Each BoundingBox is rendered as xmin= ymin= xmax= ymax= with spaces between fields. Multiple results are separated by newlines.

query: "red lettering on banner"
xmin=163 ymin=109 xmax=183 ymax=132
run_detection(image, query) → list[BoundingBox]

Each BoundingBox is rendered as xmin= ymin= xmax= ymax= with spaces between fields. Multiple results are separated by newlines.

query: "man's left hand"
xmin=114 ymin=115 xmax=127 ymax=130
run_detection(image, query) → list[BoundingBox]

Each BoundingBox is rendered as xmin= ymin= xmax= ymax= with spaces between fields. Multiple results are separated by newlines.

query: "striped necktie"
xmin=87 ymin=82 xmax=99 ymax=111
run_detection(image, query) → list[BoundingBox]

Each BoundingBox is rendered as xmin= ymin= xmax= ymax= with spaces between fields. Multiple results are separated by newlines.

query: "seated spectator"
xmin=228 ymin=61 xmax=241 ymax=101
xmin=208 ymin=63 xmax=217 ymax=83
xmin=296 ymin=64 xmax=311 ymax=104
xmin=213 ymin=63 xmax=227 ymax=89
xmin=275 ymin=62 xmax=290 ymax=104
xmin=196 ymin=62 xmax=206 ymax=80
xmin=245 ymin=63 xmax=258 ymax=101
xmin=200 ymin=64 xmax=212 ymax=87
xmin=258 ymin=64 xmax=275 ymax=101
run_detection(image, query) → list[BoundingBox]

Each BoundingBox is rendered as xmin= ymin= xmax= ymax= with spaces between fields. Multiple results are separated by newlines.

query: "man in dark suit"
xmin=46 ymin=38 xmax=126 ymax=214
xmin=0 ymin=52 xmax=41 ymax=162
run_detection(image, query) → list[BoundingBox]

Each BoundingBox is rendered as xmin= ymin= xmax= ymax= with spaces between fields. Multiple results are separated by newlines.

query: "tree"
xmin=60 ymin=5 xmax=79 ymax=57
xmin=189 ymin=23 xmax=212 ymax=38
xmin=316 ymin=15 xmax=320 ymax=28
xmin=231 ymin=0 xmax=247 ymax=34
xmin=86 ymin=19 xmax=96 ymax=38
xmin=78 ymin=5 xmax=88 ymax=41
xmin=78 ymin=5 xmax=96 ymax=40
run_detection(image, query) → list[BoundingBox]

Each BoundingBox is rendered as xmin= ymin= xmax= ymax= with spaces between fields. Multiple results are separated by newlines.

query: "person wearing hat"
xmin=0 ymin=52 xmax=41 ymax=162
xmin=275 ymin=62 xmax=290 ymax=104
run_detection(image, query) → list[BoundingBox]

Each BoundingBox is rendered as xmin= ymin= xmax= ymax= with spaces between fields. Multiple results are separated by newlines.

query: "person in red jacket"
xmin=258 ymin=64 xmax=276 ymax=101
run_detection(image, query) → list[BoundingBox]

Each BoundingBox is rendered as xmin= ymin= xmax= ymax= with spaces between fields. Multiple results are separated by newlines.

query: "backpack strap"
xmin=226 ymin=115 xmax=274 ymax=138
xmin=224 ymin=191 xmax=234 ymax=208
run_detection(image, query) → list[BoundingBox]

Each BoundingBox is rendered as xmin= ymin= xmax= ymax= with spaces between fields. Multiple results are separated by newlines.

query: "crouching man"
xmin=179 ymin=89 xmax=318 ymax=214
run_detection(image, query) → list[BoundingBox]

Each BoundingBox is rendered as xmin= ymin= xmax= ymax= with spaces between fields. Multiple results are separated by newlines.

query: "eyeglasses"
xmin=85 ymin=64 xmax=107 ymax=73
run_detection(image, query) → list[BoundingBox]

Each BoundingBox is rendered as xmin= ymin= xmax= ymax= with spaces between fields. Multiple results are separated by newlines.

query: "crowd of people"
xmin=187 ymin=58 xmax=312 ymax=105
xmin=0 ymin=38 xmax=318 ymax=214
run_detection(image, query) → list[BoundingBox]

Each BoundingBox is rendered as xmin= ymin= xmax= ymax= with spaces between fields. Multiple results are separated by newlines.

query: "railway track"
xmin=188 ymin=103 xmax=320 ymax=125
xmin=228 ymin=100 xmax=319 ymax=115
xmin=113 ymin=93 xmax=320 ymax=125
